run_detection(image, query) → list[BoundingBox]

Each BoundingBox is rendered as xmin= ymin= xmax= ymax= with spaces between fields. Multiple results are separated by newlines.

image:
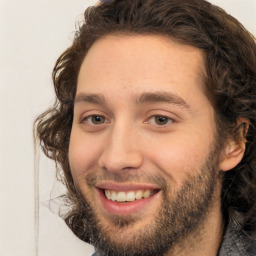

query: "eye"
xmin=81 ymin=115 xmax=107 ymax=125
xmin=147 ymin=115 xmax=173 ymax=126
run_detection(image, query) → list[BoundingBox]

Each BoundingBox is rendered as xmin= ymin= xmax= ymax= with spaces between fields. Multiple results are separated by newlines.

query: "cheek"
xmin=68 ymin=129 xmax=102 ymax=181
xmin=146 ymin=132 xmax=213 ymax=186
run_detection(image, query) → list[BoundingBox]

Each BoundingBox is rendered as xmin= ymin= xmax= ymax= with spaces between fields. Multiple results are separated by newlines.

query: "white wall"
xmin=0 ymin=1 xmax=97 ymax=256
xmin=0 ymin=1 xmax=255 ymax=256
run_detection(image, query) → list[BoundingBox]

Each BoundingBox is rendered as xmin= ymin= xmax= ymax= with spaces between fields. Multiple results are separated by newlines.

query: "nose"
xmin=98 ymin=123 xmax=144 ymax=173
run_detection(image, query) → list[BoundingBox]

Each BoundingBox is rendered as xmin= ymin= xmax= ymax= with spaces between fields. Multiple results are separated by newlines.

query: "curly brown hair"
xmin=35 ymin=0 xmax=256 ymax=231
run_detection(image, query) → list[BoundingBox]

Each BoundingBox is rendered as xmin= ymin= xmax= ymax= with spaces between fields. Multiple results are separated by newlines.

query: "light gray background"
xmin=0 ymin=0 xmax=255 ymax=255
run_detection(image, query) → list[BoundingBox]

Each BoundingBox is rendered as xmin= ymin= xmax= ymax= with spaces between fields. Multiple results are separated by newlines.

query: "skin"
xmin=68 ymin=34 xmax=245 ymax=255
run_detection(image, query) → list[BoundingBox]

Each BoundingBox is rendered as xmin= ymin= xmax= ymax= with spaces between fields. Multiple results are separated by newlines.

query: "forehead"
xmin=77 ymin=34 xmax=208 ymax=108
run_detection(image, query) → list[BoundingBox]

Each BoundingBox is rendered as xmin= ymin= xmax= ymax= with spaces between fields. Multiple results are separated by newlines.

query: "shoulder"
xmin=219 ymin=212 xmax=256 ymax=256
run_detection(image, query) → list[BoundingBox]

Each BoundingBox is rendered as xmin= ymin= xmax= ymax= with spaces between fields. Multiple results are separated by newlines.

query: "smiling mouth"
xmin=103 ymin=189 xmax=159 ymax=203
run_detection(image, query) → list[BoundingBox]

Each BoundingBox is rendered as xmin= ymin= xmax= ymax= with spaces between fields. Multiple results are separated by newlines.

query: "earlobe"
xmin=219 ymin=117 xmax=249 ymax=172
xmin=219 ymin=141 xmax=245 ymax=171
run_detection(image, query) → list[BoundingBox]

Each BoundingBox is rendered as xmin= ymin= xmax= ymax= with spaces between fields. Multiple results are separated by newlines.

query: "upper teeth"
xmin=104 ymin=189 xmax=153 ymax=202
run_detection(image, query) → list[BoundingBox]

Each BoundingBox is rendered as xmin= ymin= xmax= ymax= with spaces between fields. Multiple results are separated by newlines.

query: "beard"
xmin=65 ymin=146 xmax=221 ymax=256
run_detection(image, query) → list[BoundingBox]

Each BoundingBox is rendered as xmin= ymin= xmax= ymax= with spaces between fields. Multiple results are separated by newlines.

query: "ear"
xmin=219 ymin=117 xmax=249 ymax=172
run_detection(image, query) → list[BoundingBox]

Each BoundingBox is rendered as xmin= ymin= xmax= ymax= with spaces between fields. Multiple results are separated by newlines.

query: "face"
xmin=68 ymin=35 xmax=222 ymax=255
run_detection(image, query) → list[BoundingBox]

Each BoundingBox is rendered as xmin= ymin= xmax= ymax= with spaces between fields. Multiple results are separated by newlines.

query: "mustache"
xmin=85 ymin=171 xmax=168 ymax=189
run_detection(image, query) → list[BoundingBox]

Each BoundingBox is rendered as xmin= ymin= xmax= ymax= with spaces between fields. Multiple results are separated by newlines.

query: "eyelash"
xmin=80 ymin=114 xmax=175 ymax=128
xmin=80 ymin=114 xmax=176 ymax=129
xmin=80 ymin=114 xmax=109 ymax=125
xmin=145 ymin=115 xmax=174 ymax=126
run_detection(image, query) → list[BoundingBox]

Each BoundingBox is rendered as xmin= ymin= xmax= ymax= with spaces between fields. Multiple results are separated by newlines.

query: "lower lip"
xmin=97 ymin=189 xmax=161 ymax=215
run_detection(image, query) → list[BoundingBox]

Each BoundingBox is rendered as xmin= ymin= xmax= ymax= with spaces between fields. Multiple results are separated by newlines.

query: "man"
xmin=35 ymin=0 xmax=256 ymax=255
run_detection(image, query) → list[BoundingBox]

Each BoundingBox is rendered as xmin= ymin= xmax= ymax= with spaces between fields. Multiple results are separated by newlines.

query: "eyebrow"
xmin=136 ymin=92 xmax=191 ymax=109
xmin=74 ymin=91 xmax=191 ymax=110
xmin=75 ymin=93 xmax=106 ymax=105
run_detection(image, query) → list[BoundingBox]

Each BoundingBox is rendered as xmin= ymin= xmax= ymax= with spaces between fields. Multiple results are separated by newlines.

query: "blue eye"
xmin=148 ymin=115 xmax=173 ymax=126
xmin=82 ymin=115 xmax=106 ymax=125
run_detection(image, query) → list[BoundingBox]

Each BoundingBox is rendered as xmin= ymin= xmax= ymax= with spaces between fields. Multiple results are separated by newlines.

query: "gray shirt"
xmin=218 ymin=215 xmax=256 ymax=256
